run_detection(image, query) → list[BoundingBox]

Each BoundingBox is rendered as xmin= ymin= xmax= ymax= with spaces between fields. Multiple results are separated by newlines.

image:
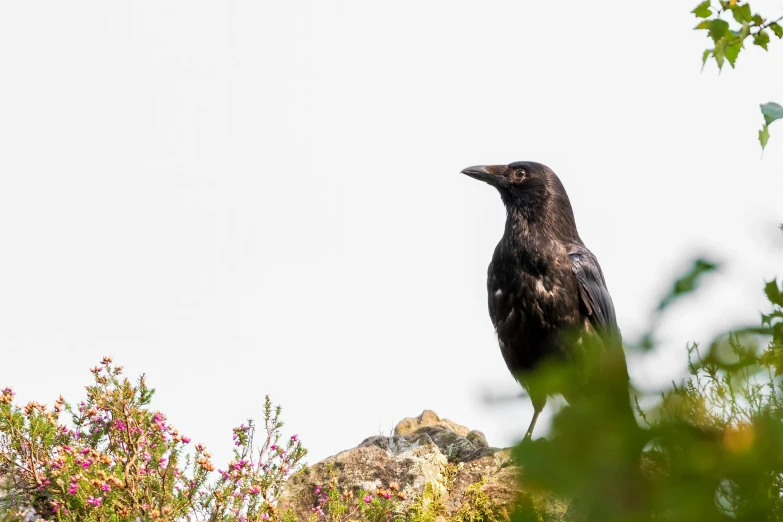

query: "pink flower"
xmin=364 ymin=494 xmax=372 ymax=504
xmin=291 ymin=434 xmax=299 ymax=442
xmin=181 ymin=436 xmax=191 ymax=444
xmin=100 ymin=483 xmax=111 ymax=492
xmin=67 ymin=483 xmax=78 ymax=495
xmin=249 ymin=486 xmax=261 ymax=494
xmin=87 ymin=496 xmax=102 ymax=507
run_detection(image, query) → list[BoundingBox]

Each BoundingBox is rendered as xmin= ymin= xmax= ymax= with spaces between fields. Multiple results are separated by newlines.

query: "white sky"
xmin=1 ymin=1 xmax=782 ymax=468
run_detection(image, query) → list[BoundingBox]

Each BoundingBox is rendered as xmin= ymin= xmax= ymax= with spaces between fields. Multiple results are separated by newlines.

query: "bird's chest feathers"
xmin=488 ymin=235 xmax=578 ymax=338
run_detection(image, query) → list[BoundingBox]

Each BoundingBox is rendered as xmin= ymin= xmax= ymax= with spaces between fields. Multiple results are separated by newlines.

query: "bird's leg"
xmin=524 ymin=391 xmax=547 ymax=440
xmin=524 ymin=407 xmax=543 ymax=440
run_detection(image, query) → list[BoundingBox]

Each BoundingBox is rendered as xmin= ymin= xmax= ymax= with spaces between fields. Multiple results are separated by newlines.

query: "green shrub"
xmin=513 ymin=267 xmax=783 ymax=522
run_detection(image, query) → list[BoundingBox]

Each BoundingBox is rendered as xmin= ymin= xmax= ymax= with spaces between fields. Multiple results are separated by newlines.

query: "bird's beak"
xmin=461 ymin=165 xmax=509 ymax=187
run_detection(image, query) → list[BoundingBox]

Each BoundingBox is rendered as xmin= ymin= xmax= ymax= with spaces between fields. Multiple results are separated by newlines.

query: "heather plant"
xmin=191 ymin=396 xmax=307 ymax=522
xmin=0 ymin=358 xmax=305 ymax=522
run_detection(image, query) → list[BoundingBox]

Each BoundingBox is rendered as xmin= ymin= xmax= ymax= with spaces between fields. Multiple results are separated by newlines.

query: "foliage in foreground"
xmin=513 ymin=263 xmax=783 ymax=522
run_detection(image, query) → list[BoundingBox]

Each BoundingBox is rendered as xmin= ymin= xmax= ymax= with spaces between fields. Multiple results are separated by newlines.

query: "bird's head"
xmin=461 ymin=161 xmax=553 ymax=209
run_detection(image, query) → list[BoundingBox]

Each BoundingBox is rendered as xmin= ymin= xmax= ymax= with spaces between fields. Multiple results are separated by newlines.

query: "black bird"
xmin=462 ymin=161 xmax=631 ymax=439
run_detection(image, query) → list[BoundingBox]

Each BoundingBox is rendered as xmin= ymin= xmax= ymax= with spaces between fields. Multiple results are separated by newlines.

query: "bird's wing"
xmin=569 ymin=247 xmax=633 ymax=421
xmin=568 ymin=248 xmax=620 ymax=339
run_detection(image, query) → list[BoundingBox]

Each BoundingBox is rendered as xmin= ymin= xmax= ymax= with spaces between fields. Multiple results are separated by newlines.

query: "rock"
xmin=0 ymin=476 xmax=42 ymax=520
xmin=466 ymin=430 xmax=489 ymax=449
xmin=360 ymin=426 xmax=489 ymax=463
xmin=393 ymin=410 xmax=471 ymax=438
xmin=280 ymin=410 xmax=568 ymax=521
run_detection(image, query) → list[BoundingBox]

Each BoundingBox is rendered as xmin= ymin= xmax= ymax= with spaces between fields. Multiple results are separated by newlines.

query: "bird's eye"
xmin=513 ymin=168 xmax=526 ymax=180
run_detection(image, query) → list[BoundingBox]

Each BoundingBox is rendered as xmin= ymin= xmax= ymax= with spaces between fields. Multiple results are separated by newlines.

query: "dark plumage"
xmin=462 ymin=161 xmax=631 ymax=439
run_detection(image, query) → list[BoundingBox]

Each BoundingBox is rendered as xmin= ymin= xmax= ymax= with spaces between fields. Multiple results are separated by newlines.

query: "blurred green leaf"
xmin=761 ymin=310 xmax=783 ymax=327
xmin=714 ymin=39 xmax=727 ymax=69
xmin=708 ymin=19 xmax=730 ymax=42
xmin=725 ymin=40 xmax=742 ymax=67
xmin=740 ymin=23 xmax=751 ymax=40
xmin=693 ymin=1 xmax=712 ymax=18
xmin=760 ymin=103 xmax=783 ymax=151
xmin=731 ymin=4 xmax=752 ymax=24
xmin=753 ymin=29 xmax=770 ymax=49
xmin=760 ymin=123 xmax=770 ymax=149
xmin=701 ymin=49 xmax=712 ymax=69
xmin=638 ymin=333 xmax=655 ymax=352
xmin=771 ymin=22 xmax=783 ymax=39
xmin=761 ymin=102 xmax=783 ymax=126
xmin=759 ymin=347 xmax=783 ymax=374
xmin=765 ymin=279 xmax=783 ymax=307
xmin=657 ymin=259 xmax=719 ymax=311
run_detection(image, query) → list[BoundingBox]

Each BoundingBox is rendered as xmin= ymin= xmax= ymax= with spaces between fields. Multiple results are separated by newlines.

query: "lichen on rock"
xmin=279 ymin=410 xmax=557 ymax=521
